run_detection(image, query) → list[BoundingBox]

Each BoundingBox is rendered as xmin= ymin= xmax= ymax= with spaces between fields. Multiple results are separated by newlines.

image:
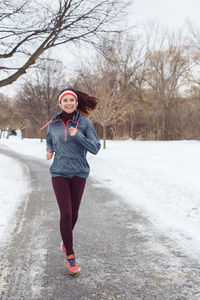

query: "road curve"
xmin=0 ymin=146 xmax=200 ymax=300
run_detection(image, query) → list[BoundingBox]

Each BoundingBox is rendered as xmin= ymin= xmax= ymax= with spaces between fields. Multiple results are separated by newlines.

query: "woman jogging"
xmin=41 ymin=88 xmax=101 ymax=275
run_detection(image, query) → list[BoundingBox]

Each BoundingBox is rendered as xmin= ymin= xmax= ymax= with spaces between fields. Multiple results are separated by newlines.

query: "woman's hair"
xmin=58 ymin=88 xmax=99 ymax=115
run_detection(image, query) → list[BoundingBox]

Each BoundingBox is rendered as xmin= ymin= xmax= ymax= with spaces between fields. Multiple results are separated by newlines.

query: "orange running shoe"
xmin=67 ymin=254 xmax=80 ymax=275
xmin=60 ymin=241 xmax=66 ymax=253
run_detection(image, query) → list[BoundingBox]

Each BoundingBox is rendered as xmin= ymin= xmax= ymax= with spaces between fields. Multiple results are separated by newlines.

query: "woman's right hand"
xmin=46 ymin=150 xmax=54 ymax=160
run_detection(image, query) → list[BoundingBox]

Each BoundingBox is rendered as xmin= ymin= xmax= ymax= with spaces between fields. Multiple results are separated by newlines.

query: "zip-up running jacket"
xmin=44 ymin=110 xmax=101 ymax=178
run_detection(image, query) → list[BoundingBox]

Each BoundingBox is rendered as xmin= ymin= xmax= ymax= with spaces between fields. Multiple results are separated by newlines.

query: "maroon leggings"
xmin=51 ymin=176 xmax=86 ymax=256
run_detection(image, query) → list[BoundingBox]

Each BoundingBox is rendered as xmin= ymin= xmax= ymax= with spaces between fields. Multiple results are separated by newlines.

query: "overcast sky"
xmin=57 ymin=0 xmax=200 ymax=71
xmin=2 ymin=0 xmax=200 ymax=98
xmin=131 ymin=0 xmax=200 ymax=29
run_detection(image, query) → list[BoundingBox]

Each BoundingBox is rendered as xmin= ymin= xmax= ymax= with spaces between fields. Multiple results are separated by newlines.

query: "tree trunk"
xmin=130 ymin=114 xmax=134 ymax=139
xmin=40 ymin=130 xmax=43 ymax=142
xmin=102 ymin=124 xmax=106 ymax=149
xmin=6 ymin=126 xmax=10 ymax=139
xmin=110 ymin=125 xmax=117 ymax=140
xmin=162 ymin=110 xmax=165 ymax=140
xmin=155 ymin=120 xmax=161 ymax=140
xmin=21 ymin=129 xmax=25 ymax=140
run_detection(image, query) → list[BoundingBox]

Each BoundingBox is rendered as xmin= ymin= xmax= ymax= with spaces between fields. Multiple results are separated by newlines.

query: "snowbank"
xmin=0 ymin=153 xmax=29 ymax=243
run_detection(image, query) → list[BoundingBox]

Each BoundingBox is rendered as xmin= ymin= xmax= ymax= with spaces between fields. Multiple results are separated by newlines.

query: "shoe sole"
xmin=69 ymin=268 xmax=81 ymax=275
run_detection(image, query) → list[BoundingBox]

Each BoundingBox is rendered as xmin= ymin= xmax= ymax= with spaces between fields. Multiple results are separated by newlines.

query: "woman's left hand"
xmin=69 ymin=127 xmax=78 ymax=136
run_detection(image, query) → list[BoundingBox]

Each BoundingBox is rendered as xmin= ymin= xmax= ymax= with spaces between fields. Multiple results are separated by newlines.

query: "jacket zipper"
xmin=61 ymin=120 xmax=68 ymax=142
xmin=61 ymin=119 xmax=79 ymax=142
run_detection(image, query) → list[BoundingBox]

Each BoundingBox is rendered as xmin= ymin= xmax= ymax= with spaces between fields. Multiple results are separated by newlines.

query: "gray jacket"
xmin=45 ymin=110 xmax=101 ymax=178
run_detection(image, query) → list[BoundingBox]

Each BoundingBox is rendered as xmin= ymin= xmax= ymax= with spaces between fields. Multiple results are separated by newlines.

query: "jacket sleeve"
xmin=73 ymin=119 xmax=101 ymax=155
xmin=46 ymin=126 xmax=54 ymax=152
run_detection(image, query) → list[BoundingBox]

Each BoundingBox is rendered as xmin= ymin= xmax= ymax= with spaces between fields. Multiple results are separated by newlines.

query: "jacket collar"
xmin=40 ymin=110 xmax=80 ymax=130
xmin=52 ymin=110 xmax=80 ymax=122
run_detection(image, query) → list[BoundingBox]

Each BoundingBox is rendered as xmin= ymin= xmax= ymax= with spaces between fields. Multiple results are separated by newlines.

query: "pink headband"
xmin=59 ymin=90 xmax=78 ymax=103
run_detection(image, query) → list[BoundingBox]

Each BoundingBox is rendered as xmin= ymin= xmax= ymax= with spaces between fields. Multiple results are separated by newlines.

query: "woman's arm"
xmin=72 ymin=119 xmax=101 ymax=154
xmin=46 ymin=126 xmax=54 ymax=159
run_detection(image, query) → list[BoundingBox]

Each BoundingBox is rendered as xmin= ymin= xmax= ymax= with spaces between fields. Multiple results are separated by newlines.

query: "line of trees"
xmin=71 ymin=29 xmax=200 ymax=143
xmin=2 ymin=24 xmax=200 ymax=145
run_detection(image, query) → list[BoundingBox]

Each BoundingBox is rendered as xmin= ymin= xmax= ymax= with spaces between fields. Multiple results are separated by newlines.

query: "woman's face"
xmin=60 ymin=94 xmax=77 ymax=114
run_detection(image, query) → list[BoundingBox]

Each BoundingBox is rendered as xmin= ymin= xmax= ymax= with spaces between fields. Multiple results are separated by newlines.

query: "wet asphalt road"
xmin=0 ymin=146 xmax=200 ymax=300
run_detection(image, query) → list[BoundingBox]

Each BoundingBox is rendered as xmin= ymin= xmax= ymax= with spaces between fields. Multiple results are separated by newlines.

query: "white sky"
xmin=131 ymin=0 xmax=200 ymax=29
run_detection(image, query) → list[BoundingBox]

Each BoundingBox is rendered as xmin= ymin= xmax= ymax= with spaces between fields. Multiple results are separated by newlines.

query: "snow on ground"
xmin=0 ymin=153 xmax=29 ymax=243
xmin=89 ymin=139 xmax=200 ymax=255
xmin=1 ymin=135 xmax=200 ymax=256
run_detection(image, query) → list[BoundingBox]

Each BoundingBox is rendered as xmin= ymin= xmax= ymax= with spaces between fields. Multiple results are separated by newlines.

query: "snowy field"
xmin=1 ymin=135 xmax=200 ymax=257
xmin=0 ymin=152 xmax=29 ymax=243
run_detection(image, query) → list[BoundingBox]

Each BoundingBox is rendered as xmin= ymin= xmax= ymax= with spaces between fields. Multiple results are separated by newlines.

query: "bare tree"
xmin=144 ymin=42 xmax=190 ymax=139
xmin=182 ymin=85 xmax=200 ymax=139
xmin=0 ymin=0 xmax=131 ymax=87
xmin=14 ymin=59 xmax=67 ymax=139
xmin=98 ymin=33 xmax=156 ymax=139
xmin=0 ymin=93 xmax=20 ymax=138
xmin=71 ymin=52 xmax=129 ymax=148
xmin=0 ymin=93 xmax=9 ymax=137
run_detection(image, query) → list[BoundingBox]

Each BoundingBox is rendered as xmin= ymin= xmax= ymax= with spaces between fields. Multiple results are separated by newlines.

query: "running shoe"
xmin=67 ymin=254 xmax=80 ymax=275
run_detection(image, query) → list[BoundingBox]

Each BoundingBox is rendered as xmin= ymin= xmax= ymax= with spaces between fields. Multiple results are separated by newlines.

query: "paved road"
xmin=0 ymin=146 xmax=200 ymax=300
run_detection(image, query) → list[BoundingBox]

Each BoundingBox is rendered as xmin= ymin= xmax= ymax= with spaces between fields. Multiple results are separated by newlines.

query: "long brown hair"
xmin=58 ymin=88 xmax=98 ymax=115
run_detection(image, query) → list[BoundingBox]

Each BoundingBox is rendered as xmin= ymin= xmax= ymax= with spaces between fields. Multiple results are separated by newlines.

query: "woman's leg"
xmin=69 ymin=176 xmax=86 ymax=229
xmin=51 ymin=176 xmax=74 ymax=256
